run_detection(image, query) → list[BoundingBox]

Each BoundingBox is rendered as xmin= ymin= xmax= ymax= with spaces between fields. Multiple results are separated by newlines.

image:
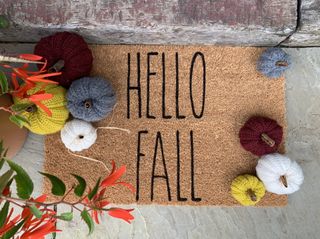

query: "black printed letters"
xmin=128 ymin=51 xmax=205 ymax=202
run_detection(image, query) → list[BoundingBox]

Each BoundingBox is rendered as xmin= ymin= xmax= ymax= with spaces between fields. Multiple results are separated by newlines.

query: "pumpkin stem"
xmin=280 ymin=175 xmax=288 ymax=188
xmin=246 ymin=189 xmax=257 ymax=202
xmin=25 ymin=105 xmax=37 ymax=113
xmin=261 ymin=133 xmax=276 ymax=147
xmin=48 ymin=59 xmax=65 ymax=73
xmin=84 ymin=99 xmax=92 ymax=109
xmin=275 ymin=60 xmax=288 ymax=67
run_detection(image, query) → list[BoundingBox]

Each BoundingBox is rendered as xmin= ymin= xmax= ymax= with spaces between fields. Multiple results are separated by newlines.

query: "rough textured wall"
xmin=285 ymin=0 xmax=320 ymax=46
xmin=0 ymin=0 xmax=298 ymax=45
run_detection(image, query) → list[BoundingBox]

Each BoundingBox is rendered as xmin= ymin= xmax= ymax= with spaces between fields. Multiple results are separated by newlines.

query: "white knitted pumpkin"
xmin=60 ymin=119 xmax=97 ymax=152
xmin=256 ymin=153 xmax=304 ymax=195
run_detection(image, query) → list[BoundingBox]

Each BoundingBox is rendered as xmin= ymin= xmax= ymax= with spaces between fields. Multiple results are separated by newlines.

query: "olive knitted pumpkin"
xmin=34 ymin=32 xmax=93 ymax=87
xmin=67 ymin=77 xmax=116 ymax=122
xmin=239 ymin=116 xmax=283 ymax=156
xmin=231 ymin=174 xmax=266 ymax=206
xmin=13 ymin=83 xmax=69 ymax=135
xmin=257 ymin=48 xmax=291 ymax=78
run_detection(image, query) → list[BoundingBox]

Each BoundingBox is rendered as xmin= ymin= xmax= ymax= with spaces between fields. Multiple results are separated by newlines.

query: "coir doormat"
xmin=44 ymin=46 xmax=287 ymax=206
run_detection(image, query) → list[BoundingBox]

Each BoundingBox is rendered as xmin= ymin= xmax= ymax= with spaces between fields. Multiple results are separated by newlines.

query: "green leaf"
xmin=71 ymin=174 xmax=87 ymax=197
xmin=87 ymin=177 xmax=101 ymax=200
xmin=6 ymin=160 xmax=33 ymax=199
xmin=29 ymin=205 xmax=43 ymax=219
xmin=81 ymin=209 xmax=94 ymax=235
xmin=11 ymin=103 xmax=33 ymax=113
xmin=39 ymin=172 xmax=66 ymax=196
xmin=2 ymin=219 xmax=25 ymax=239
xmin=2 ymin=149 xmax=8 ymax=158
xmin=56 ymin=212 xmax=73 ymax=221
xmin=0 ymin=159 xmax=4 ymax=170
xmin=9 ymin=115 xmax=24 ymax=128
xmin=11 ymin=114 xmax=30 ymax=127
xmin=0 ymin=169 xmax=14 ymax=194
xmin=0 ymin=201 xmax=10 ymax=228
xmin=0 ymin=141 xmax=8 ymax=159
xmin=0 ymin=71 xmax=8 ymax=95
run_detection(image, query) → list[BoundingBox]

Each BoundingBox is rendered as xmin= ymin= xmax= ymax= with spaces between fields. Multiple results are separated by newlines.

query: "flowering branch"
xmin=0 ymin=141 xmax=135 ymax=238
xmin=0 ymin=54 xmax=62 ymax=128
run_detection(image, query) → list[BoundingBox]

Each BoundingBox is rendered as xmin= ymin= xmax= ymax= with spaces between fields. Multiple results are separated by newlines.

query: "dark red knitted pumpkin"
xmin=239 ymin=116 xmax=283 ymax=156
xmin=34 ymin=32 xmax=93 ymax=87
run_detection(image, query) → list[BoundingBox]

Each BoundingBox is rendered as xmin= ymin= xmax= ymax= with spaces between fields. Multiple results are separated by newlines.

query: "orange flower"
xmin=19 ymin=195 xmax=60 ymax=239
xmin=21 ymin=195 xmax=48 ymax=230
xmin=84 ymin=188 xmax=110 ymax=224
xmin=0 ymin=208 xmax=20 ymax=236
xmin=2 ymin=54 xmax=60 ymax=100
xmin=108 ymin=208 xmax=134 ymax=224
xmin=20 ymin=218 xmax=60 ymax=239
xmin=100 ymin=161 xmax=135 ymax=193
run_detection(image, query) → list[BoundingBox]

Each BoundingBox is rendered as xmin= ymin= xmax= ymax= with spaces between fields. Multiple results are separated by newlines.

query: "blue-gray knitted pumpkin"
xmin=257 ymin=48 xmax=291 ymax=78
xmin=67 ymin=77 xmax=116 ymax=122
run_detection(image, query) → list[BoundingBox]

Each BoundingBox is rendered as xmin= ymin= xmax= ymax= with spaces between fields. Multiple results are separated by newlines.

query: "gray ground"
xmin=3 ymin=45 xmax=320 ymax=238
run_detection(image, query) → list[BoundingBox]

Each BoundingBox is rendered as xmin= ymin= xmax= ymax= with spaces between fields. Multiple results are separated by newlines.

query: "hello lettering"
xmin=126 ymin=51 xmax=206 ymax=202
xmin=127 ymin=52 xmax=206 ymax=119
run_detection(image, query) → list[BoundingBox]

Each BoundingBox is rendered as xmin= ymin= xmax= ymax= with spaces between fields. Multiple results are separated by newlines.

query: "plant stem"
xmin=0 ymin=106 xmax=14 ymax=115
xmin=0 ymin=195 xmax=84 ymax=212
xmin=6 ymin=199 xmax=24 ymax=208
xmin=60 ymin=186 xmax=75 ymax=201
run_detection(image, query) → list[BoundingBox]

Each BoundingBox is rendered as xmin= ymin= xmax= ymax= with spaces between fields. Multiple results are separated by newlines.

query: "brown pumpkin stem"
xmin=261 ymin=133 xmax=276 ymax=147
xmin=48 ymin=59 xmax=65 ymax=73
xmin=25 ymin=105 xmax=37 ymax=113
xmin=246 ymin=189 xmax=257 ymax=202
xmin=280 ymin=175 xmax=288 ymax=188
xmin=275 ymin=61 xmax=288 ymax=67
xmin=84 ymin=100 xmax=92 ymax=109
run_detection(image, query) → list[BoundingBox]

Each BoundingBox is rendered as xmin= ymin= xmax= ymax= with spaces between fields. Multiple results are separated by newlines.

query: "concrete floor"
xmin=4 ymin=46 xmax=320 ymax=238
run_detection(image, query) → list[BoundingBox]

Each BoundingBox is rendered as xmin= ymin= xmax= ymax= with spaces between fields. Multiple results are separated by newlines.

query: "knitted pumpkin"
xmin=257 ymin=48 xmax=291 ymax=78
xmin=256 ymin=153 xmax=304 ymax=195
xmin=231 ymin=174 xmax=265 ymax=206
xmin=67 ymin=77 xmax=116 ymax=122
xmin=13 ymin=83 xmax=69 ymax=135
xmin=239 ymin=116 xmax=283 ymax=156
xmin=34 ymin=32 xmax=93 ymax=87
xmin=61 ymin=119 xmax=97 ymax=152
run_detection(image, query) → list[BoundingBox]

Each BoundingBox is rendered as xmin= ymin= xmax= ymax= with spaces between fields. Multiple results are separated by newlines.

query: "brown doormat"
xmin=44 ymin=46 xmax=287 ymax=206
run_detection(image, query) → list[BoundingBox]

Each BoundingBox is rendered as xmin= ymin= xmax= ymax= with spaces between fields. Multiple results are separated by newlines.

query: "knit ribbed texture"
xmin=34 ymin=32 xmax=93 ymax=88
xmin=239 ymin=116 xmax=283 ymax=156
xmin=13 ymin=83 xmax=69 ymax=135
xmin=61 ymin=119 xmax=97 ymax=152
xmin=257 ymin=48 xmax=291 ymax=78
xmin=67 ymin=77 xmax=116 ymax=122
xmin=256 ymin=153 xmax=304 ymax=195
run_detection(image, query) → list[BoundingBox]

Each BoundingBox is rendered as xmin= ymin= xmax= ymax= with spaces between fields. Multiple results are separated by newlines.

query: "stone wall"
xmin=0 ymin=1 xmax=318 ymax=46
xmin=0 ymin=0 xmax=303 ymax=46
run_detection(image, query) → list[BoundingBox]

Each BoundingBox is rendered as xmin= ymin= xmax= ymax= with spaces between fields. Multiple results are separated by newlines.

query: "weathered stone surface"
xmin=0 ymin=0 xmax=296 ymax=45
xmin=285 ymin=0 xmax=320 ymax=46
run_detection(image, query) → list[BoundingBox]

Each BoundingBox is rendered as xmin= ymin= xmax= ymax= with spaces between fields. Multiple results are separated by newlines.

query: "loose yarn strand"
xmin=96 ymin=103 xmax=131 ymax=134
xmin=96 ymin=126 xmax=130 ymax=134
xmin=67 ymin=149 xmax=110 ymax=172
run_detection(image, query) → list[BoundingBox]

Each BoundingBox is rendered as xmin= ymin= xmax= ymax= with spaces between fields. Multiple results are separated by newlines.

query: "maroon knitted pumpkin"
xmin=239 ymin=116 xmax=283 ymax=156
xmin=34 ymin=32 xmax=93 ymax=87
